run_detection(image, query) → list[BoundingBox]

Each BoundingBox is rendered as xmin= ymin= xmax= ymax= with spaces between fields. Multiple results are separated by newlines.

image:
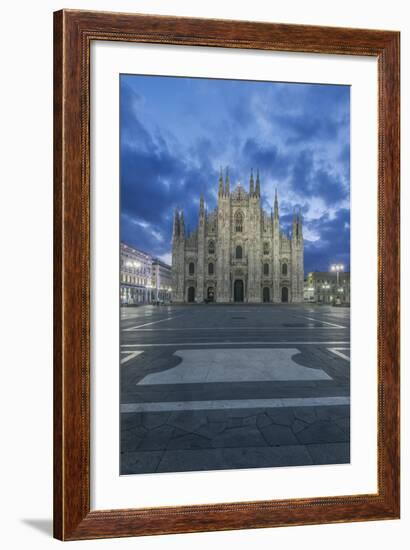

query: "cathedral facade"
xmin=171 ymin=170 xmax=304 ymax=304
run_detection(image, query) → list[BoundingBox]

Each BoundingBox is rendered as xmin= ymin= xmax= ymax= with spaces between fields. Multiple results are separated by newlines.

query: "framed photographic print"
xmin=54 ymin=9 xmax=400 ymax=540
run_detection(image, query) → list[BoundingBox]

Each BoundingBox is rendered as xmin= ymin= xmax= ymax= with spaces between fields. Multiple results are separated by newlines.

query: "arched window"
xmin=208 ymin=262 xmax=214 ymax=275
xmin=235 ymin=245 xmax=243 ymax=259
xmin=263 ymin=263 xmax=269 ymax=275
xmin=282 ymin=262 xmax=288 ymax=276
xmin=208 ymin=240 xmax=215 ymax=254
xmin=235 ymin=211 xmax=243 ymax=232
xmin=189 ymin=262 xmax=195 ymax=275
xmin=263 ymin=242 xmax=269 ymax=255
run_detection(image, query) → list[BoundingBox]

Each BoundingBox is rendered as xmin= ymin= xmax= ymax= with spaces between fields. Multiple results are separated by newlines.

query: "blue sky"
xmin=120 ymin=74 xmax=350 ymax=274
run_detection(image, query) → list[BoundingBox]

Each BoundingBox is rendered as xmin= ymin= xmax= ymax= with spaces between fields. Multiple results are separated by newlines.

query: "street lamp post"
xmin=330 ymin=263 xmax=344 ymax=286
xmin=330 ymin=263 xmax=344 ymax=304
xmin=156 ymin=269 xmax=160 ymax=303
xmin=146 ymin=282 xmax=153 ymax=304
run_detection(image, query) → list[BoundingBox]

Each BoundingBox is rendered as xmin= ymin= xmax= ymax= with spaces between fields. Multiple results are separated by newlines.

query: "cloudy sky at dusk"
xmin=120 ymin=74 xmax=350 ymax=274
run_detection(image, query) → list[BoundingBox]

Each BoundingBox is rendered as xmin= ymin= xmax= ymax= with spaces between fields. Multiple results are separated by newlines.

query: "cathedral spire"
xmin=255 ymin=169 xmax=260 ymax=196
xmin=199 ymin=193 xmax=205 ymax=216
xmin=179 ymin=210 xmax=185 ymax=237
xmin=218 ymin=167 xmax=224 ymax=196
xmin=172 ymin=208 xmax=180 ymax=239
xmin=249 ymin=169 xmax=254 ymax=195
xmin=225 ymin=167 xmax=230 ymax=195
xmin=292 ymin=208 xmax=300 ymax=240
xmin=274 ymin=188 xmax=279 ymax=219
xmin=296 ymin=209 xmax=303 ymax=240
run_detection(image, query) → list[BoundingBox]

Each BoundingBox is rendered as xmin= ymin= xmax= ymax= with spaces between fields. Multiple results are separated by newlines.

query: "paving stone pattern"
xmin=120 ymin=304 xmax=350 ymax=474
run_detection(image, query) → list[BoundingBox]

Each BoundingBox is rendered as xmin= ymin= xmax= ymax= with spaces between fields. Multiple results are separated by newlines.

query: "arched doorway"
xmin=187 ymin=286 xmax=195 ymax=303
xmin=234 ymin=280 xmax=244 ymax=302
xmin=263 ymin=287 xmax=270 ymax=302
xmin=207 ymin=287 xmax=215 ymax=302
xmin=281 ymin=286 xmax=289 ymax=303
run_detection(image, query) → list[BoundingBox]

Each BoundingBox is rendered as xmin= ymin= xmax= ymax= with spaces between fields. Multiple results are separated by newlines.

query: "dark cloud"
xmin=304 ymin=209 xmax=350 ymax=272
xmin=279 ymin=114 xmax=339 ymax=146
xmin=288 ymin=150 xmax=348 ymax=206
xmin=242 ymin=139 xmax=287 ymax=177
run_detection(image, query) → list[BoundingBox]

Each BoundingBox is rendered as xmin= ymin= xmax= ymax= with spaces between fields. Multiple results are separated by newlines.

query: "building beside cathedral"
xmin=171 ymin=170 xmax=304 ymax=303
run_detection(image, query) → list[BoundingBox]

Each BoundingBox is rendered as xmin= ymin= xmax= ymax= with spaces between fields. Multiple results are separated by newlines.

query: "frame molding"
xmin=54 ymin=9 xmax=400 ymax=540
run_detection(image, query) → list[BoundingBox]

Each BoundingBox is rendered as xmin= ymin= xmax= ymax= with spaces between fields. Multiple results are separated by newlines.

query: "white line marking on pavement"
xmin=322 ymin=313 xmax=349 ymax=319
xmin=132 ymin=326 xmax=343 ymax=331
xmin=121 ymin=396 xmax=350 ymax=413
xmin=124 ymin=316 xmax=177 ymax=331
xmin=120 ymin=351 xmax=143 ymax=364
xmin=299 ymin=315 xmax=345 ymax=329
xmin=327 ymin=348 xmax=350 ymax=361
xmin=121 ymin=341 xmax=350 ymax=348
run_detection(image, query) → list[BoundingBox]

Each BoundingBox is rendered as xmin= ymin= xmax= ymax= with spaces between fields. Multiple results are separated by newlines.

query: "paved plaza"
xmin=120 ymin=304 xmax=350 ymax=475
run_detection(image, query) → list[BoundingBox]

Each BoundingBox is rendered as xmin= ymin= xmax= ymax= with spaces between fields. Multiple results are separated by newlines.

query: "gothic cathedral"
xmin=172 ymin=170 xmax=304 ymax=303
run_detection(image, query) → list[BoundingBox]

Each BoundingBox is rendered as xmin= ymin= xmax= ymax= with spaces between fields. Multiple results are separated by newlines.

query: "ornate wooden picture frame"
xmin=54 ymin=9 xmax=400 ymax=540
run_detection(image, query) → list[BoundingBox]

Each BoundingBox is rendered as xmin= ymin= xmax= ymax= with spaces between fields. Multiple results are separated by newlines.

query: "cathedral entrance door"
xmin=187 ymin=286 xmax=195 ymax=303
xmin=207 ymin=287 xmax=215 ymax=302
xmin=263 ymin=287 xmax=270 ymax=302
xmin=281 ymin=286 xmax=289 ymax=303
xmin=234 ymin=279 xmax=244 ymax=302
